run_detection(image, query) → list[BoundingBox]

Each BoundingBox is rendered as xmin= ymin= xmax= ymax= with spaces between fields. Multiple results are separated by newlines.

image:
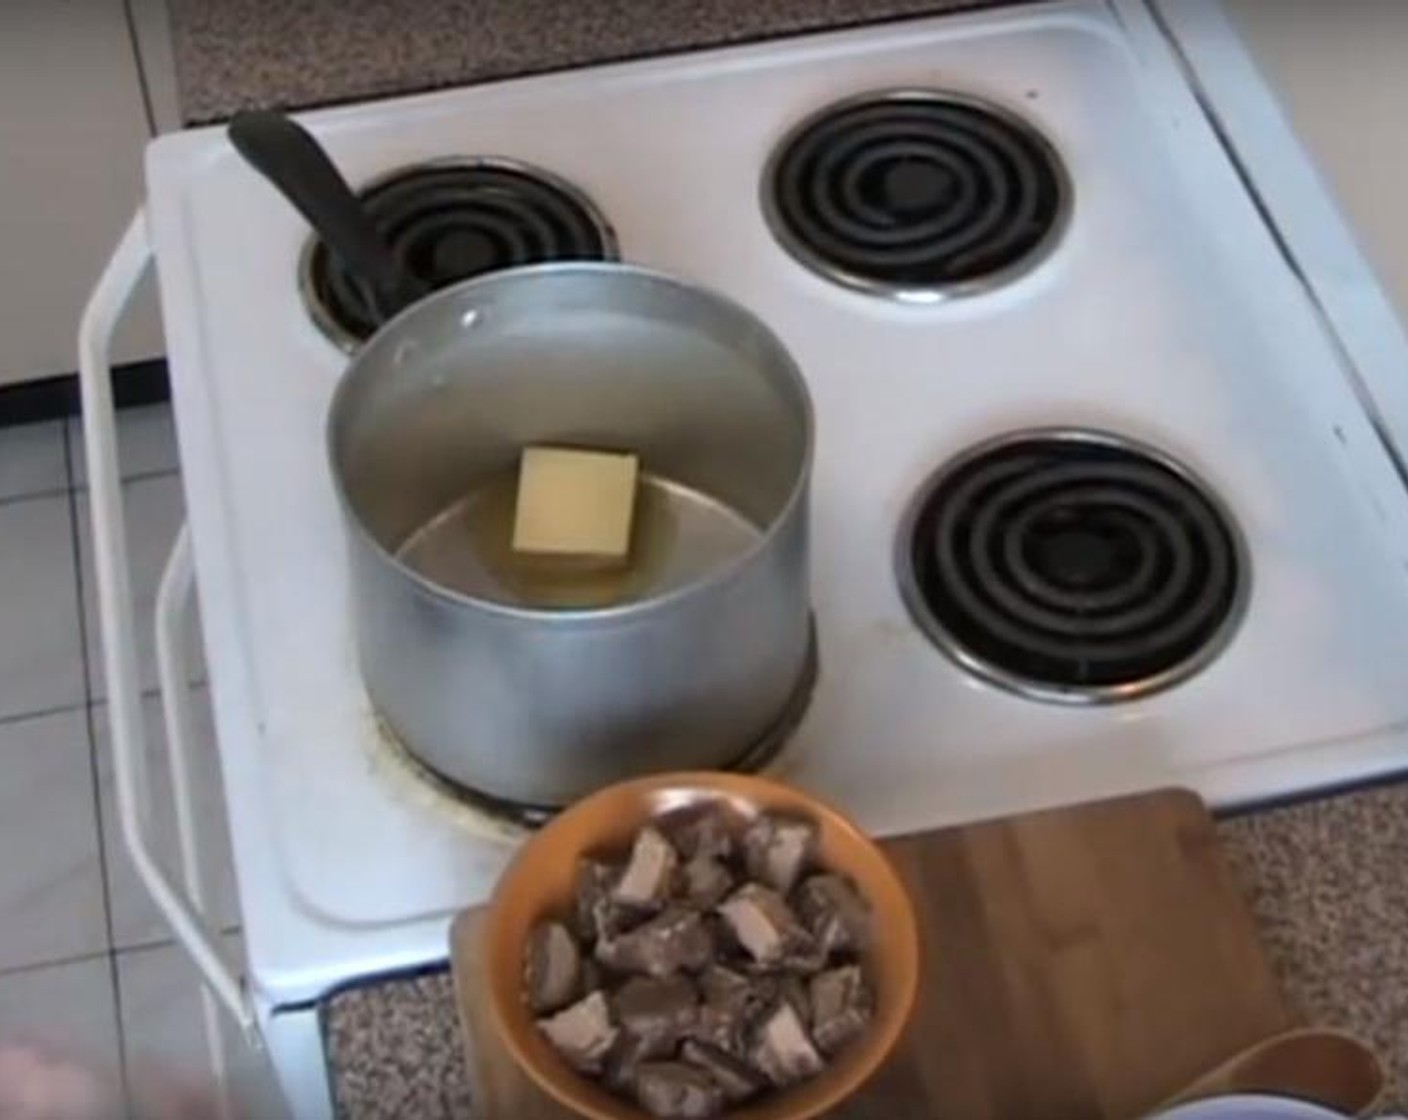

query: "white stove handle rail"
xmin=79 ymin=211 xmax=259 ymax=1063
xmin=155 ymin=524 xmax=244 ymax=1120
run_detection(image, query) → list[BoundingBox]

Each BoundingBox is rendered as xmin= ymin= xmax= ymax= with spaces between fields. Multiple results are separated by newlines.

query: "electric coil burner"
xmin=898 ymin=430 xmax=1248 ymax=702
xmin=764 ymin=90 xmax=1069 ymax=299
xmin=300 ymin=159 xmax=616 ymax=350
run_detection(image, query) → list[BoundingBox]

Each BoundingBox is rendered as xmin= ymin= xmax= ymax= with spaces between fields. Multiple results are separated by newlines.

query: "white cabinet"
xmin=0 ymin=0 xmax=165 ymax=385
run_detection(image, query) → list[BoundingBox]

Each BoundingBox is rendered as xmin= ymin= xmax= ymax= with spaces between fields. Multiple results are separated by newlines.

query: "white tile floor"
xmin=0 ymin=405 xmax=282 ymax=1119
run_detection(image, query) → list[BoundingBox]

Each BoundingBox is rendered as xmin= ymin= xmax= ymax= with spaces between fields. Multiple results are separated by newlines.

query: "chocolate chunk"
xmin=717 ymin=883 xmax=814 ymax=967
xmin=538 ymin=991 xmax=618 ymax=1074
xmin=689 ymin=963 xmax=794 ymax=1059
xmin=635 ymin=1061 xmax=725 ymax=1119
xmin=614 ymin=826 xmax=680 ymax=910
xmin=778 ymin=975 xmax=812 ymax=1027
xmin=688 ymin=966 xmax=766 ymax=1054
xmin=574 ymin=858 xmax=635 ymax=944
xmin=605 ymin=1030 xmax=660 ymax=1095
xmin=574 ymin=858 xmax=613 ymax=931
xmin=766 ymin=932 xmax=830 ymax=977
xmin=750 ymin=999 xmax=825 ymax=1087
xmin=699 ymin=964 xmax=756 ymax=1015
xmin=597 ymin=907 xmax=714 ymax=978
xmin=680 ymin=856 xmax=733 ymax=910
xmin=580 ymin=958 xmax=607 ymax=995
xmin=795 ymin=873 xmax=871 ymax=954
xmin=742 ymin=813 xmax=816 ymax=895
xmin=612 ymin=975 xmax=698 ymax=1052
xmin=659 ymin=805 xmax=736 ymax=863
xmin=707 ymin=911 xmax=748 ymax=967
xmin=680 ymin=1040 xmax=764 ymax=1104
xmin=809 ymin=965 xmax=875 ymax=1055
xmin=687 ymin=1004 xmax=743 ymax=1056
xmin=524 ymin=920 xmax=582 ymax=1014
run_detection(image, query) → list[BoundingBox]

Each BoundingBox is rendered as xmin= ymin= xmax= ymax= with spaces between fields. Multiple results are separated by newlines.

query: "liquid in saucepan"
xmin=395 ymin=470 xmax=760 ymax=610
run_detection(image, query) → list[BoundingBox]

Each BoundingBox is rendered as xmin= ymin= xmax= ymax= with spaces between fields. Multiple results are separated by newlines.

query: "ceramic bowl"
xmin=1152 ymin=1096 xmax=1350 ymax=1120
xmin=482 ymin=771 xmax=921 ymax=1120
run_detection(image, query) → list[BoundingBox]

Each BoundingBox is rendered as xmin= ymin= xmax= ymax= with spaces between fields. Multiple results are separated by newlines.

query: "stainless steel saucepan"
xmin=231 ymin=112 xmax=815 ymax=806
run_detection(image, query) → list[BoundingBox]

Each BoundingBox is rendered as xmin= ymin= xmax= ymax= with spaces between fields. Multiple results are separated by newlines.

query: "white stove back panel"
xmin=146 ymin=1 xmax=1408 ymax=998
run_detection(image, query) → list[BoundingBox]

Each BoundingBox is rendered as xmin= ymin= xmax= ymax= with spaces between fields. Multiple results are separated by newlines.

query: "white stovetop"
xmin=145 ymin=0 xmax=1408 ymax=1006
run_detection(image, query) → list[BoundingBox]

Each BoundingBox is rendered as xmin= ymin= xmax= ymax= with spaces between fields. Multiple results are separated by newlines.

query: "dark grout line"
xmin=119 ymin=0 xmax=159 ymax=139
xmin=2 ymin=464 xmax=185 ymax=512
xmin=70 ymin=466 xmax=184 ymax=495
xmin=108 ymin=939 xmax=174 ymax=963
xmin=0 ymin=699 xmax=89 ymax=729
xmin=110 ymin=936 xmax=181 ymax=958
xmin=0 ymin=946 xmax=116 ymax=982
xmin=1 ymin=402 xmax=181 ymax=509
xmin=0 ymin=485 xmax=79 ymax=511
xmin=0 ymin=413 xmax=74 ymax=507
xmin=61 ymin=419 xmax=134 ymax=1117
xmin=105 ymin=950 xmax=136 ymax=1120
xmin=104 ymin=921 xmax=244 ymax=963
xmin=90 ymin=681 xmax=211 ymax=712
xmin=0 ymin=919 xmax=245 ymax=983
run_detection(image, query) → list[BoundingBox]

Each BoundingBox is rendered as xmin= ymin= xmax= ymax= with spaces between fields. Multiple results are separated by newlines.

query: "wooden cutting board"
xmin=449 ymin=788 xmax=1293 ymax=1119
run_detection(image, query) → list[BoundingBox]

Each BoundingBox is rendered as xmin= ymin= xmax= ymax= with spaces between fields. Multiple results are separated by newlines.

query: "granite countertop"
xmin=165 ymin=0 xmax=1030 ymax=122
xmin=323 ymin=782 xmax=1408 ymax=1118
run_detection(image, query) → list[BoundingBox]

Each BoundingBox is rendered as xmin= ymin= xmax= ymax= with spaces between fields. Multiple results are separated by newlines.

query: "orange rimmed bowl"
xmin=482 ymin=771 xmax=921 ymax=1120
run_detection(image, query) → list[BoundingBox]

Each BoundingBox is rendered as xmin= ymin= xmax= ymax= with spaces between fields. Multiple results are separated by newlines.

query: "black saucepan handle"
xmin=227 ymin=109 xmax=426 ymax=320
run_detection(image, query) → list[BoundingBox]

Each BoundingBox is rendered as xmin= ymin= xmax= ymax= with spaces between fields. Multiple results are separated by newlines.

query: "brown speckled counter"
xmin=1219 ymin=785 xmax=1408 ymax=1099
xmin=167 ymin=0 xmax=1033 ymax=122
xmin=322 ymin=783 xmax=1408 ymax=1119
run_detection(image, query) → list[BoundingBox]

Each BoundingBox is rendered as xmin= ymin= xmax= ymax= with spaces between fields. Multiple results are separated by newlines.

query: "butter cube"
xmin=511 ymin=446 xmax=639 ymax=562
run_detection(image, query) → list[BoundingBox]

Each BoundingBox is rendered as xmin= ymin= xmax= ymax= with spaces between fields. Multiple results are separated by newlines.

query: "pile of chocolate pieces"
xmin=525 ymin=806 xmax=875 ymax=1118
